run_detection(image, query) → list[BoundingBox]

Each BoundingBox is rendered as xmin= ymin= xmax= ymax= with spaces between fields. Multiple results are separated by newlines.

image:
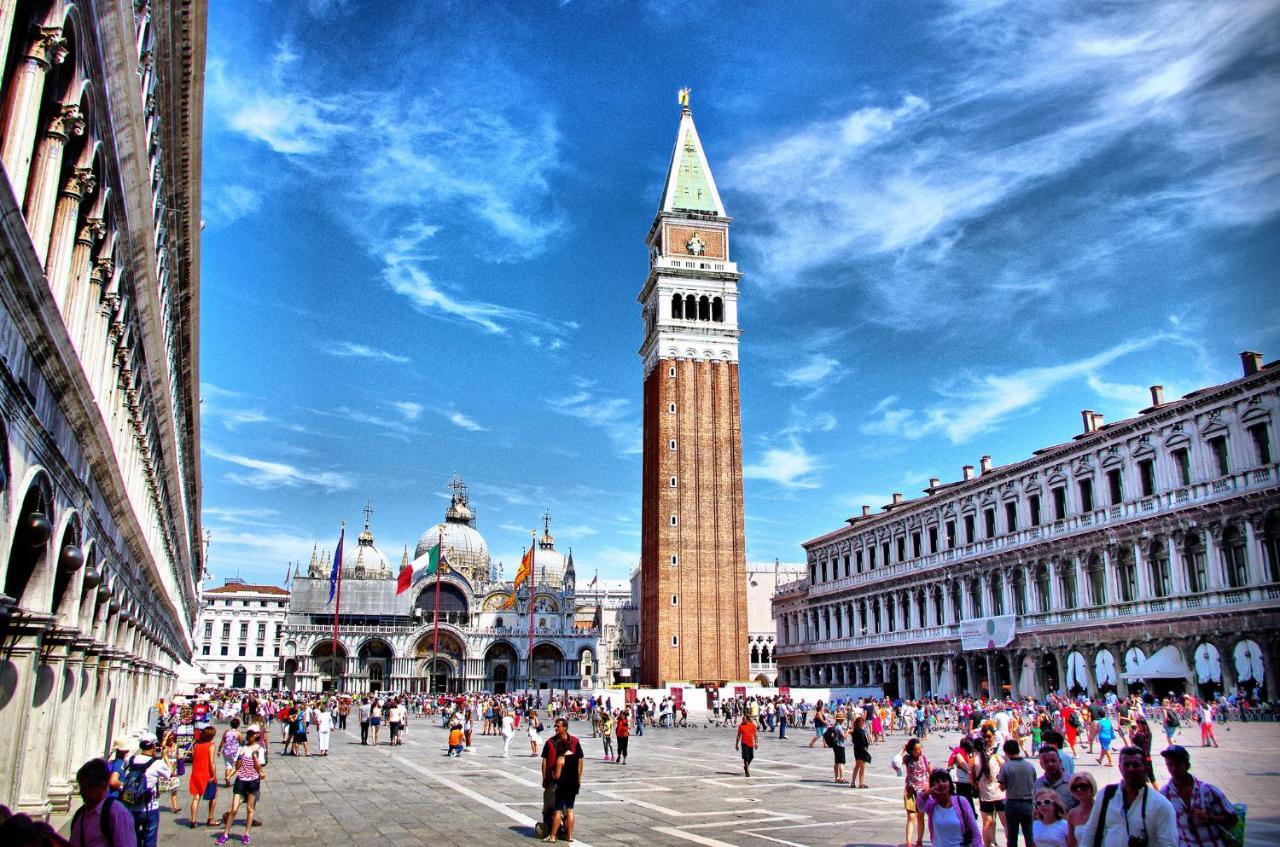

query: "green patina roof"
xmin=659 ymin=110 xmax=724 ymax=216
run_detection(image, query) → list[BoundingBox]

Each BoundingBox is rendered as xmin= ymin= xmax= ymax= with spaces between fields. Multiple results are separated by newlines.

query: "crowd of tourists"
xmin=0 ymin=684 xmax=1259 ymax=847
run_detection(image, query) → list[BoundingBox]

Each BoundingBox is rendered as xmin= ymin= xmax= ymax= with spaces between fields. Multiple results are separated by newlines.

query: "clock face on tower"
xmin=686 ymin=233 xmax=706 ymax=255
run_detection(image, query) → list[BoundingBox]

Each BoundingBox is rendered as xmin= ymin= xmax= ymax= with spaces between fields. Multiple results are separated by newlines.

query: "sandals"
xmin=208 ymin=819 xmax=219 ymax=826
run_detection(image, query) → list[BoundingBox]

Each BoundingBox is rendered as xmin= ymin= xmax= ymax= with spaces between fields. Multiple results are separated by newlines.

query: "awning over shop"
xmin=1121 ymin=645 xmax=1191 ymax=680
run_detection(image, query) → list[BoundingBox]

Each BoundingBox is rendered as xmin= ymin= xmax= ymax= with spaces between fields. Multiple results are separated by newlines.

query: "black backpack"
xmin=120 ymin=758 xmax=159 ymax=807
xmin=71 ymin=795 xmax=117 ymax=847
xmin=823 ymin=727 xmax=838 ymax=747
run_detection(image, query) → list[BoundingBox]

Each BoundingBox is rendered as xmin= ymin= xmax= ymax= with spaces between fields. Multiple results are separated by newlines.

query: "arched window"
xmin=969 ymin=578 xmax=983 ymax=617
xmin=933 ymin=587 xmax=945 ymax=625
xmin=750 ymin=644 xmax=760 ymax=664
xmin=712 ymin=297 xmax=723 ymax=322
xmin=1222 ymin=526 xmax=1248 ymax=588
xmin=761 ymin=645 xmax=771 ymax=664
xmin=671 ymin=293 xmax=683 ymax=319
xmin=1117 ymin=550 xmax=1136 ymax=603
xmin=1012 ymin=570 xmax=1027 ymax=616
xmin=685 ymin=294 xmax=696 ymax=320
xmin=1184 ymin=533 xmax=1207 ymax=593
xmin=698 ymin=295 xmax=710 ymax=321
xmin=1035 ymin=564 xmax=1051 ymax=612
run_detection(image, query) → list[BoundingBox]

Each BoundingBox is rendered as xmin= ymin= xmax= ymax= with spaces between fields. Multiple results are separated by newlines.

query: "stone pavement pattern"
xmin=108 ymin=718 xmax=1280 ymax=846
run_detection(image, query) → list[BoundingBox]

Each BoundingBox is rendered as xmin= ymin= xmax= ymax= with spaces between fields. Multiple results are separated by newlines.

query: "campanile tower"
xmin=638 ymin=94 xmax=747 ymax=687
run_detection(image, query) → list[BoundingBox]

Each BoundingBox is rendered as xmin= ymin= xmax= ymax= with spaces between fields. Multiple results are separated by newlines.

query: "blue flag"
xmin=327 ymin=525 xmax=344 ymax=604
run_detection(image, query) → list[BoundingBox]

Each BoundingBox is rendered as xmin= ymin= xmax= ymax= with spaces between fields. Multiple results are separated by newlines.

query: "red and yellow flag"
xmin=513 ymin=545 xmax=533 ymax=590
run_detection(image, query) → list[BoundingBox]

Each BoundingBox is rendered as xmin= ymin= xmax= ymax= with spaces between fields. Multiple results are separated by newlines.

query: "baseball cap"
xmin=1160 ymin=745 xmax=1190 ymax=763
xmin=138 ymin=732 xmax=158 ymax=747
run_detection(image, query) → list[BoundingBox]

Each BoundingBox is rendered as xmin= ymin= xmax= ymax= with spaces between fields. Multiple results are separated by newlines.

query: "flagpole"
xmin=526 ymin=529 xmax=536 ymax=699
xmin=331 ymin=521 xmax=345 ymax=691
xmin=432 ymin=524 xmax=442 ymax=692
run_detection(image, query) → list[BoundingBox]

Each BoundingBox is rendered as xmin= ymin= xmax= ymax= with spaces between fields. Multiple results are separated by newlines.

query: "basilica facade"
xmin=280 ymin=480 xmax=604 ymax=694
xmin=775 ymin=352 xmax=1280 ymax=703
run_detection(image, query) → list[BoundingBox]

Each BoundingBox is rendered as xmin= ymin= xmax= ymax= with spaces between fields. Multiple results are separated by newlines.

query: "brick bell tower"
xmin=638 ymin=92 xmax=747 ymax=687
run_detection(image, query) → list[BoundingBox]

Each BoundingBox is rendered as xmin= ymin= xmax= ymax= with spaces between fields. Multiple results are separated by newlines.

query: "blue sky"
xmin=199 ymin=0 xmax=1280 ymax=586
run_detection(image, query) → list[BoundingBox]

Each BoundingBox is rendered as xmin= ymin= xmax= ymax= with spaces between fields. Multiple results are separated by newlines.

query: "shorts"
xmin=1098 ymin=736 xmax=1113 ymax=751
xmin=904 ymin=789 xmax=918 ymax=813
xmin=223 ymin=754 xmax=237 ymax=769
xmin=389 ymin=722 xmax=402 ymax=737
xmin=370 ymin=717 xmax=382 ymax=727
xmin=814 ymin=724 xmax=825 ymax=737
xmin=294 ymin=731 xmax=308 ymax=742
xmin=232 ymin=779 xmax=261 ymax=799
xmin=980 ymin=799 xmax=1006 ymax=814
xmin=554 ymin=787 xmax=578 ymax=811
xmin=741 ymin=745 xmax=755 ymax=764
xmin=833 ymin=747 xmax=847 ymax=765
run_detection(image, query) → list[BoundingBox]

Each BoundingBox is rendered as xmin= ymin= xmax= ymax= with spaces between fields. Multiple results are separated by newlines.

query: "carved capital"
xmin=48 ymin=103 xmax=85 ymax=141
xmin=26 ymin=26 xmax=66 ymax=67
xmin=90 ymin=256 xmax=115 ymax=285
xmin=61 ymin=167 xmax=96 ymax=199
xmin=76 ymin=217 xmax=106 ymax=247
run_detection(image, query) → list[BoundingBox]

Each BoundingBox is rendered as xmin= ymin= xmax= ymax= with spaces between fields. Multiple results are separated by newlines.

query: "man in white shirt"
xmin=1076 ymin=746 xmax=1176 ymax=847
xmin=358 ymin=698 xmax=373 ymax=745
xmin=122 ymin=734 xmax=171 ymax=847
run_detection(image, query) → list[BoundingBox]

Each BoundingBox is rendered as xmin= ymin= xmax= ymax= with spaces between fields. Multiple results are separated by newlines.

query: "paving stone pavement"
xmin=116 ymin=717 xmax=1280 ymax=846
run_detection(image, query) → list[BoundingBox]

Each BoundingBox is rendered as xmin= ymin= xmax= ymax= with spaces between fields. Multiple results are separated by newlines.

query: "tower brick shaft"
xmin=638 ymin=100 xmax=747 ymax=687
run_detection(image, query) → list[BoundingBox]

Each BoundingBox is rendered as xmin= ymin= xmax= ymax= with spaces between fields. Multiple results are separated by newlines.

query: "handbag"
xmin=1218 ymin=802 xmax=1246 ymax=847
xmin=176 ymin=756 xmax=186 ymax=777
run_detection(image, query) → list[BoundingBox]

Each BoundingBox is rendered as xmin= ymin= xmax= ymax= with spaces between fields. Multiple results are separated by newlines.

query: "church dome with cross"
xmin=414 ymin=475 xmax=491 ymax=587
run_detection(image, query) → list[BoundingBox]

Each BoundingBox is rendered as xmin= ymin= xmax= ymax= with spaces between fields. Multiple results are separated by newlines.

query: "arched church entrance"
xmin=232 ymin=666 xmax=247 ymax=689
xmin=311 ymin=642 xmax=348 ymax=692
xmin=531 ymin=644 xmax=564 ymax=690
xmin=485 ymin=642 xmax=518 ymax=694
xmin=415 ymin=631 xmax=465 ymax=693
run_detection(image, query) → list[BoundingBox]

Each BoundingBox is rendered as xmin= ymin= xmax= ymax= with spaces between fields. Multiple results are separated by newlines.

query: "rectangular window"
xmin=256 ymin=646 xmax=264 ymax=657
xmin=928 ymin=526 xmax=938 ymax=553
xmin=670 ymin=555 xmax=678 ymax=566
xmin=1210 ymin=435 xmax=1229 ymax=476
xmin=238 ymin=645 xmax=246 ymax=657
xmin=1079 ymin=478 xmax=1094 ymax=512
xmin=1029 ymin=494 xmax=1042 ymax=526
xmin=669 ymin=439 xmax=677 ymax=450
xmin=222 ymin=622 xmax=231 ymax=638
xmin=274 ymin=623 xmax=282 ymax=638
xmin=1172 ymin=448 xmax=1191 ymax=486
xmin=1053 ymin=488 xmax=1067 ymax=520
xmin=204 ymin=621 xmax=212 ymax=637
xmin=855 ymin=549 xmax=864 ymax=573
xmin=201 ymin=644 xmax=210 ymax=656
xmin=821 ymin=560 xmax=828 ymax=581
xmin=239 ymin=623 xmax=249 ymax=638
xmin=669 ymin=476 xmax=678 ymax=487
xmin=963 ymin=515 xmax=975 ymax=545
xmin=1250 ymin=424 xmax=1272 ymax=465
xmin=868 ymin=547 xmax=876 ymax=568
xmin=220 ymin=645 xmax=228 ymax=656
xmin=881 ymin=542 xmax=890 ymax=565
xmin=945 ymin=520 xmax=956 ymax=548
xmin=896 ymin=537 xmax=906 ymax=561
xmin=1138 ymin=459 xmax=1156 ymax=497
xmin=1107 ymin=468 xmax=1123 ymax=505
xmin=670 ymin=515 xmax=678 ymax=526
xmin=1004 ymin=502 xmax=1018 ymax=533
xmin=844 ymin=555 xmax=851 ymax=577
xmin=911 ymin=532 xmax=922 ymax=558
xmin=983 ymin=508 xmax=996 ymax=538
xmin=257 ymin=623 xmax=266 ymax=638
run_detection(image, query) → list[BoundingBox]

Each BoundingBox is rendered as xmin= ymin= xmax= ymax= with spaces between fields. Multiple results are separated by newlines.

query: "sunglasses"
xmin=1035 ymin=799 xmax=1060 ymax=807
xmin=1071 ymin=784 xmax=1093 ymax=793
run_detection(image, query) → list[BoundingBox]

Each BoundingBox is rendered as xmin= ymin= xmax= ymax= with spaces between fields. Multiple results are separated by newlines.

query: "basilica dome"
xmin=414 ymin=479 xmax=490 ymax=584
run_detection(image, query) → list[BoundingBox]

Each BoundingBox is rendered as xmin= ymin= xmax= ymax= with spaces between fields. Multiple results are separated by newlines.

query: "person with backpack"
xmin=120 ymin=734 xmax=170 ymax=847
xmin=916 ymin=769 xmax=983 ymax=847
xmin=1162 ymin=708 xmax=1181 ymax=745
xmin=71 ymin=757 xmax=138 ymax=847
xmin=1076 ymin=746 xmax=1176 ymax=847
xmin=827 ymin=712 xmax=849 ymax=783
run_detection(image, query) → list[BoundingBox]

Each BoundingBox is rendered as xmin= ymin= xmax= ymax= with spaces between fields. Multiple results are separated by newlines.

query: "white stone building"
xmin=280 ymin=480 xmax=607 ymax=694
xmin=775 ymin=352 xmax=1279 ymax=702
xmin=0 ymin=0 xmax=204 ymax=817
xmin=747 ymin=561 xmax=804 ymax=685
xmin=196 ymin=580 xmax=290 ymax=690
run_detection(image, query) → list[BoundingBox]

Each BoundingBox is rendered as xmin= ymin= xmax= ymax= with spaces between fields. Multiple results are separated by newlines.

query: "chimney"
xmin=1081 ymin=410 xmax=1096 ymax=434
xmin=1149 ymin=385 xmax=1164 ymax=407
xmin=892 ymin=492 xmax=903 ymax=505
xmin=1241 ymin=351 xmax=1262 ymax=376
xmin=861 ymin=505 xmax=871 ymax=517
xmin=980 ymin=455 xmax=992 ymax=474
xmin=1091 ymin=412 xmax=1105 ymax=430
xmin=928 ymin=477 xmax=941 ymax=491
xmin=962 ymin=465 xmax=974 ymax=481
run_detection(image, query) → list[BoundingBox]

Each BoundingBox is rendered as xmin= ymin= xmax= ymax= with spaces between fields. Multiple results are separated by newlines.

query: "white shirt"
xmin=1076 ymin=785 xmax=1177 ymax=847
xmin=125 ymin=754 xmax=171 ymax=812
xmin=315 ymin=711 xmax=333 ymax=732
xmin=1033 ymin=819 xmax=1069 ymax=847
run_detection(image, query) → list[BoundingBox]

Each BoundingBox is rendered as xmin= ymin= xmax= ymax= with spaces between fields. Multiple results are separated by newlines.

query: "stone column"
xmin=0 ymin=26 xmax=66 ymax=202
xmin=61 ymin=214 xmax=103 ymax=326
xmin=22 ymin=103 xmax=83 ymax=265
xmin=1101 ymin=547 xmax=1119 ymax=607
xmin=1204 ymin=527 xmax=1225 ymax=590
xmin=1071 ymin=555 xmax=1085 ymax=608
xmin=44 ymin=638 xmax=90 ymax=812
xmin=1167 ymin=534 xmax=1187 ymax=595
xmin=1048 ymin=561 xmax=1062 ymax=609
xmin=1244 ymin=517 xmax=1268 ymax=591
xmin=944 ymin=583 xmax=956 ymax=623
xmin=17 ymin=630 xmax=73 ymax=818
xmin=44 ymin=167 xmax=93 ymax=302
xmin=1002 ymin=569 xmax=1015 ymax=618
xmin=1132 ymin=540 xmax=1151 ymax=600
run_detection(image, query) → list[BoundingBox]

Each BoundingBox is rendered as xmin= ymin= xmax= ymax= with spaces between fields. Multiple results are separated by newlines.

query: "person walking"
xmin=71 ymin=757 xmax=138 ymax=847
xmin=615 ymin=711 xmax=630 ymax=765
xmin=220 ymin=720 xmax=242 ymax=787
xmin=1035 ymin=747 xmax=1078 ymax=812
xmin=850 ymin=714 xmax=872 ymax=789
xmin=337 ymin=699 xmax=349 ymax=731
xmin=735 ymin=713 xmax=758 ymax=777
xmin=997 ymin=738 xmax=1035 ymax=847
xmin=216 ymin=728 xmax=267 ymax=845
xmin=121 ymin=733 xmax=169 ymax=847
xmin=600 ymin=710 xmax=615 ymax=762
xmin=974 ymin=739 xmax=1007 ymax=847
xmin=501 ymin=708 xmax=517 ymax=758
xmin=1075 ymin=746 xmax=1176 ymax=847
xmin=916 ymin=769 xmax=982 ymax=847
xmin=540 ymin=718 xmax=584 ymax=844
xmin=528 ymin=709 xmax=545 ymax=757
xmin=187 ymin=726 xmax=219 ymax=828
xmin=1095 ymin=712 xmax=1116 ymax=767
xmin=809 ymin=702 xmax=828 ymax=749
xmin=314 ymin=704 xmax=333 ymax=756
xmin=1130 ymin=718 xmax=1158 ymax=788
xmin=358 ymin=698 xmax=372 ymax=745
xmin=1198 ymin=703 xmax=1219 ymax=748
xmin=898 ymin=737 xmax=931 ymax=847
xmin=1158 ymin=745 xmax=1238 ymax=847
xmin=370 ymin=700 xmax=384 ymax=746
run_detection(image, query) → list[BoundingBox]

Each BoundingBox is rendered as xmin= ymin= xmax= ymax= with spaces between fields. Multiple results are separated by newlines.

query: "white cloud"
xmin=206 ymin=185 xmax=262 ymax=225
xmin=778 ymin=354 xmax=841 ymax=387
xmin=328 ymin=342 xmax=410 ymax=363
xmin=859 ymin=334 xmax=1177 ymax=444
xmin=445 ymin=410 xmax=487 ymax=432
xmin=744 ymin=437 xmax=821 ymax=489
xmin=393 ymin=401 xmax=423 ymax=421
xmin=550 ymin=385 xmax=641 ymax=455
xmin=204 ymin=446 xmax=352 ymax=491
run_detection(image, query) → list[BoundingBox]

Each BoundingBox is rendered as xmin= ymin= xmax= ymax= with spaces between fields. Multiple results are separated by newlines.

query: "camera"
xmin=1128 ymin=838 xmax=1148 ymax=847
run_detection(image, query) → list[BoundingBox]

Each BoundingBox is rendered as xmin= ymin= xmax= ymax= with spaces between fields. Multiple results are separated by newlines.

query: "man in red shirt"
xmin=540 ymin=718 xmax=584 ymax=844
xmin=735 ymin=713 xmax=759 ymax=777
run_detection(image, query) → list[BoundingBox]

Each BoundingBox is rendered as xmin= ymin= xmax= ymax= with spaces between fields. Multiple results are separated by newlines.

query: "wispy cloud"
xmin=204 ymin=446 xmax=352 ymax=491
xmin=205 ymin=185 xmax=262 ymax=226
xmin=860 ymin=334 xmax=1179 ymax=444
xmin=444 ymin=410 xmax=488 ymax=432
xmin=778 ymin=354 xmax=841 ymax=388
xmin=550 ymin=384 xmax=641 ymax=455
xmin=327 ymin=342 xmax=410 ymax=364
xmin=392 ymin=401 xmax=423 ymax=421
xmin=744 ymin=437 xmax=821 ymax=489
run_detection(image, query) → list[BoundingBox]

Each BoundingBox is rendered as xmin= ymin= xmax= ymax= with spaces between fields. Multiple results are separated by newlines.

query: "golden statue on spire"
xmin=678 ymin=87 xmax=691 ymax=108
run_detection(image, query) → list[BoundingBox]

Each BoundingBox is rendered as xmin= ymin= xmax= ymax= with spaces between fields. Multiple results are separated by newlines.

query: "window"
xmin=238 ymin=645 xmax=246 ymax=656
xmin=239 ymin=623 xmax=249 ymax=638
xmin=671 ymin=635 xmax=678 ymax=647
xmin=669 ymin=476 xmax=677 ymax=487
xmin=928 ymin=526 xmax=938 ymax=553
xmin=1107 ymin=468 xmax=1123 ymax=505
xmin=1209 ymin=435 xmax=1229 ymax=476
xmin=1149 ymin=542 xmax=1170 ymax=598
xmin=855 ymin=549 xmax=864 ymax=573
xmin=1138 ymin=459 xmax=1155 ymax=497
xmin=668 ymin=403 xmax=676 ymax=413
xmin=668 ymin=365 xmax=676 ymax=377
xmin=1184 ymin=534 xmax=1207 ymax=593
xmin=984 ymin=508 xmax=996 ymax=538
xmin=670 ymin=515 xmax=678 ymax=526
xmin=1088 ymin=555 xmax=1106 ymax=605
xmin=257 ymin=622 xmax=266 ymax=638
xmin=274 ymin=623 xmax=282 ymax=638
xmin=843 ymin=554 xmax=851 ymax=576
xmin=881 ymin=542 xmax=890 ymax=565
xmin=911 ymin=532 xmax=921 ymax=558
xmin=201 ymin=644 xmax=210 ymax=655
xmin=1079 ymin=478 xmax=1094 ymax=512
xmin=896 ymin=537 xmax=906 ymax=561
xmin=253 ymin=676 xmax=262 ymax=688
xmin=496 ymin=617 xmax=504 ymax=628
xmin=1118 ymin=553 xmax=1136 ymax=602
xmin=1172 ymin=447 xmax=1191 ymax=486
xmin=220 ymin=645 xmax=228 ymax=656
xmin=671 ymin=594 xmax=678 ymax=606
xmin=868 ymin=546 xmax=876 ymax=568
xmin=1249 ymin=423 xmax=1272 ymax=465
xmin=1053 ymin=487 xmax=1067 ymax=520
xmin=1060 ymin=563 xmax=1077 ymax=608
xmin=222 ymin=622 xmax=231 ymax=638
xmin=820 ymin=560 xmax=827 ymax=581
xmin=1029 ymin=494 xmax=1042 ymax=526
xmin=963 ymin=514 xmax=975 ymax=545
xmin=1004 ymin=502 xmax=1018 ymax=533
xmin=204 ymin=621 xmax=212 ymax=637
xmin=670 ymin=555 xmax=678 ymax=566
xmin=256 ymin=646 xmax=264 ymax=657
xmin=1223 ymin=527 xmax=1248 ymax=588
xmin=669 ymin=439 xmax=677 ymax=450
xmin=945 ymin=520 xmax=956 ymax=548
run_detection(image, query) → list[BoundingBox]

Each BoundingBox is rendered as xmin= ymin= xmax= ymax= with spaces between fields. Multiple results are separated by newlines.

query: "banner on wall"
xmin=778 ymin=686 xmax=791 ymax=699
xmin=960 ymin=614 xmax=1017 ymax=651
xmin=671 ymin=687 xmax=683 ymax=708
xmin=625 ymin=687 xmax=637 ymax=704
xmin=733 ymin=686 xmax=747 ymax=698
